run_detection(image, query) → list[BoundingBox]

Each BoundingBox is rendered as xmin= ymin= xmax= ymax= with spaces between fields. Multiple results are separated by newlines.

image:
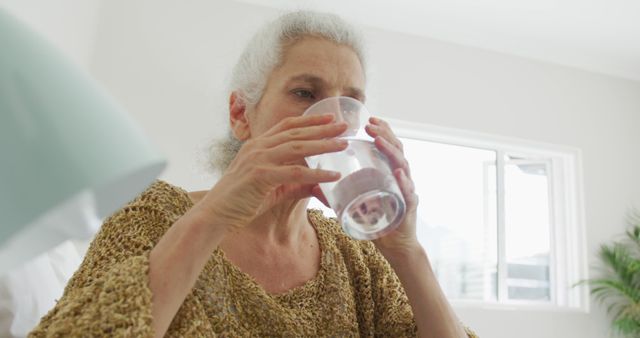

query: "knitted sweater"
xmin=29 ymin=180 xmax=478 ymax=337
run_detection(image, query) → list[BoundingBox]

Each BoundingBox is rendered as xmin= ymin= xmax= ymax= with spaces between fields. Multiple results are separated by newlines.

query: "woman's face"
xmin=240 ymin=37 xmax=366 ymax=139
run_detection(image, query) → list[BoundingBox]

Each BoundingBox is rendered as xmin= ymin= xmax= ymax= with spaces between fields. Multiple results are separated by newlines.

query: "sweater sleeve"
xmin=363 ymin=242 xmax=479 ymax=338
xmin=28 ymin=182 xmax=183 ymax=337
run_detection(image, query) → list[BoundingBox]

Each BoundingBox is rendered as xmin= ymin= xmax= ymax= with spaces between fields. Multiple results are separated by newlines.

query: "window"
xmin=309 ymin=119 xmax=588 ymax=309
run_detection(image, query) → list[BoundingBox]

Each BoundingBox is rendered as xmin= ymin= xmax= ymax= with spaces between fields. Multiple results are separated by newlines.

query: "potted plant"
xmin=582 ymin=210 xmax=640 ymax=337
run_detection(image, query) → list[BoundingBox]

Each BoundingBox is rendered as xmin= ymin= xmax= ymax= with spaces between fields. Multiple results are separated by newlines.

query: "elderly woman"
xmin=30 ymin=11 xmax=478 ymax=338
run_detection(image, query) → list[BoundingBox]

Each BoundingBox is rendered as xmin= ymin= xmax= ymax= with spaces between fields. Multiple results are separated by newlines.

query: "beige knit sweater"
xmin=29 ymin=180 xmax=478 ymax=337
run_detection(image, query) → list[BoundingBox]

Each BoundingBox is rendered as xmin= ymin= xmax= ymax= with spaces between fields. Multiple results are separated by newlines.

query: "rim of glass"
xmin=302 ymin=96 xmax=366 ymax=116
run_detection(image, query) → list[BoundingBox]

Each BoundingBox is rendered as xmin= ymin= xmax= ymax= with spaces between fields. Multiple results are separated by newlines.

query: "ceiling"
xmin=236 ymin=0 xmax=640 ymax=82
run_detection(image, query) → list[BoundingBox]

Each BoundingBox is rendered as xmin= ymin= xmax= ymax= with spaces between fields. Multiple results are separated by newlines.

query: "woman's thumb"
xmin=311 ymin=185 xmax=331 ymax=208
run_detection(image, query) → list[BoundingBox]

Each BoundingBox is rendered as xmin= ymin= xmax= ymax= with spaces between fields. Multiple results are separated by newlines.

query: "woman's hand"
xmin=197 ymin=113 xmax=348 ymax=231
xmin=365 ymin=117 xmax=422 ymax=255
xmin=366 ymin=117 xmax=471 ymax=338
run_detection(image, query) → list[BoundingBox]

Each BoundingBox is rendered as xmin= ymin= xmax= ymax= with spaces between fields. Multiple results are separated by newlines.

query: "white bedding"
xmin=0 ymin=240 xmax=88 ymax=337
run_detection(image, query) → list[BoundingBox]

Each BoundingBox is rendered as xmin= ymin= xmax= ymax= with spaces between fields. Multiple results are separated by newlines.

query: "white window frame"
xmin=385 ymin=117 xmax=589 ymax=312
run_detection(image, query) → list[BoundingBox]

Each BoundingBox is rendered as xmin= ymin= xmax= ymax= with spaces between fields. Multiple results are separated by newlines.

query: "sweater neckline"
xmin=214 ymin=210 xmax=328 ymax=301
xmin=175 ymin=183 xmax=329 ymax=300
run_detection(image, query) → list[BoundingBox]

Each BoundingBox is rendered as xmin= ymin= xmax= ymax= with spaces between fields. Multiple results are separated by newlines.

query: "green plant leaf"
xmin=579 ymin=209 xmax=640 ymax=336
xmin=612 ymin=316 xmax=640 ymax=337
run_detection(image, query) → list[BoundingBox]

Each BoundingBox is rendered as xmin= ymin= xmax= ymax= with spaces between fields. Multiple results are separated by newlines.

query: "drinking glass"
xmin=304 ymin=96 xmax=405 ymax=240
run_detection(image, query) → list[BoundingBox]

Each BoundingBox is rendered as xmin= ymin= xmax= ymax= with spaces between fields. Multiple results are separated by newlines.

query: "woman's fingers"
xmin=365 ymin=117 xmax=404 ymax=151
xmin=258 ymin=165 xmax=341 ymax=186
xmin=311 ymin=184 xmax=331 ymax=207
xmin=279 ymin=184 xmax=331 ymax=208
xmin=365 ymin=116 xmax=411 ymax=178
xmin=262 ymin=113 xmax=335 ymax=138
xmin=267 ymin=138 xmax=348 ymax=164
xmin=262 ymin=121 xmax=348 ymax=149
xmin=394 ymin=168 xmax=419 ymax=211
xmin=374 ymin=136 xmax=412 ymax=178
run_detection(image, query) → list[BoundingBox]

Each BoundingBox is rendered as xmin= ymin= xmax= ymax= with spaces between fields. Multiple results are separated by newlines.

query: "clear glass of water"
xmin=304 ymin=96 xmax=406 ymax=240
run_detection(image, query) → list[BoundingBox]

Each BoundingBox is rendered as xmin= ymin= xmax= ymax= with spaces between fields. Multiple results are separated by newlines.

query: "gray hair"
xmin=208 ymin=10 xmax=367 ymax=174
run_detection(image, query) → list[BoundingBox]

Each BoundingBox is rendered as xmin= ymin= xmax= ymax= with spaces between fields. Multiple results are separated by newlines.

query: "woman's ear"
xmin=229 ymin=91 xmax=251 ymax=141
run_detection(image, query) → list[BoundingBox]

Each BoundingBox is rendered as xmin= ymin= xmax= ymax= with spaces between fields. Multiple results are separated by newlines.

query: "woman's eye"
xmin=292 ymin=89 xmax=315 ymax=99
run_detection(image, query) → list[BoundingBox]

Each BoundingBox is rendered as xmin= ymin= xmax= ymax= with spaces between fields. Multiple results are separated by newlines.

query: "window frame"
xmin=384 ymin=117 xmax=589 ymax=312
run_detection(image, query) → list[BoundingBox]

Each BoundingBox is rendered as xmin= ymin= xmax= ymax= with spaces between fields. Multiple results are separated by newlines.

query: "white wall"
xmin=364 ymin=24 xmax=640 ymax=338
xmin=87 ymin=0 xmax=269 ymax=190
xmin=0 ymin=0 xmax=103 ymax=69
xmin=13 ymin=0 xmax=639 ymax=337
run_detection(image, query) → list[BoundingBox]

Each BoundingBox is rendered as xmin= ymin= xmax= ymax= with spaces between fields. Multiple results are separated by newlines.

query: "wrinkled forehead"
xmin=274 ymin=38 xmax=366 ymax=97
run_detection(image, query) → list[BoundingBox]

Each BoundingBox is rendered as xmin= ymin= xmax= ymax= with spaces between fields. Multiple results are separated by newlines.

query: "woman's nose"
xmin=327 ymin=100 xmax=344 ymax=122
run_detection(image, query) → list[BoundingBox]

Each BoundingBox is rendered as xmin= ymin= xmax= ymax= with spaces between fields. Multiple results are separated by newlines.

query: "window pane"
xmin=402 ymin=138 xmax=498 ymax=301
xmin=504 ymin=156 xmax=551 ymax=301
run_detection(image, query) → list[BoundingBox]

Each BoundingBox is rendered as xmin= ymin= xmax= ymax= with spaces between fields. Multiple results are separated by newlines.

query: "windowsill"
xmin=451 ymin=300 xmax=590 ymax=313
